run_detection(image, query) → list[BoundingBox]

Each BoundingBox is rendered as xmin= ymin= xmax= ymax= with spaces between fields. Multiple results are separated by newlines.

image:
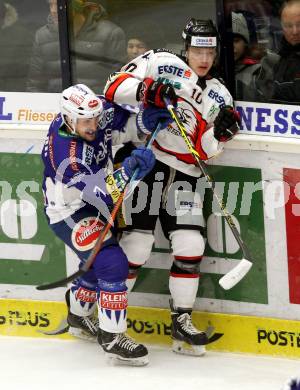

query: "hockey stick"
xmin=124 ymin=125 xmax=161 ymax=199
xmin=36 ymin=125 xmax=160 ymax=291
xmin=164 ymin=97 xmax=253 ymax=290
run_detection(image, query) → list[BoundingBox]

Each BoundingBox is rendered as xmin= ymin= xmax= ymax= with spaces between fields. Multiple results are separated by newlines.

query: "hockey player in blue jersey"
xmin=41 ymin=83 xmax=172 ymax=366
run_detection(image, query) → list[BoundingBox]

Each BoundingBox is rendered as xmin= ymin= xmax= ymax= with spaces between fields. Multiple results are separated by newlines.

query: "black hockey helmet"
xmin=182 ymin=18 xmax=219 ymax=48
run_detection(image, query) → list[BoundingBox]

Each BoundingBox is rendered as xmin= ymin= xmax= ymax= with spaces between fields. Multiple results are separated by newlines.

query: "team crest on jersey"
xmin=71 ymin=216 xmax=112 ymax=251
xmin=173 ymin=99 xmax=206 ymax=141
xmin=176 ymin=105 xmax=197 ymax=134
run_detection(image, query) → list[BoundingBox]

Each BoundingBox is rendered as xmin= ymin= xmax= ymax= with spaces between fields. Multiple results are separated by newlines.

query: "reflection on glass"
xmin=0 ymin=1 xmax=34 ymax=92
xmin=224 ymin=0 xmax=300 ymax=105
xmin=109 ymin=0 xmax=216 ymax=57
xmin=231 ymin=11 xmax=263 ymax=101
xmin=26 ymin=0 xmax=217 ymax=94
xmin=68 ymin=0 xmax=126 ymax=93
xmin=26 ymin=0 xmax=61 ymax=92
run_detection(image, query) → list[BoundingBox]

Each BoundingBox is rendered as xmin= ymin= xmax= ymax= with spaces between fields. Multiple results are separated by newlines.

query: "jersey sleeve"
xmin=198 ymin=84 xmax=235 ymax=160
xmin=52 ymin=138 xmax=92 ymax=191
xmin=104 ymin=103 xmax=146 ymax=145
xmin=52 ymin=137 xmax=117 ymax=211
xmin=103 ymin=50 xmax=154 ymax=107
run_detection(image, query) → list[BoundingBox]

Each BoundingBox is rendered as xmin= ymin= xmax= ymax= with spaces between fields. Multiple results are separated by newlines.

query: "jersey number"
xmin=191 ymin=89 xmax=202 ymax=104
xmin=123 ymin=63 xmax=137 ymax=73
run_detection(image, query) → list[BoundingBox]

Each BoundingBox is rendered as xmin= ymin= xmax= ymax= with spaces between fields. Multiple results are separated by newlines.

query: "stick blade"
xmin=218 ymin=259 xmax=252 ymax=290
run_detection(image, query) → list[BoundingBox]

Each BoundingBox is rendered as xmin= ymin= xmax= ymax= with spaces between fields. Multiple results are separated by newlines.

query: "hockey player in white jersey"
xmin=104 ymin=18 xmax=240 ymax=356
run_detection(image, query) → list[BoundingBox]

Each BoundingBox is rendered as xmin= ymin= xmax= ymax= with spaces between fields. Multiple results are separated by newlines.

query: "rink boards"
xmin=1 ymin=99 xmax=300 ymax=361
xmin=0 ymin=298 xmax=299 ymax=359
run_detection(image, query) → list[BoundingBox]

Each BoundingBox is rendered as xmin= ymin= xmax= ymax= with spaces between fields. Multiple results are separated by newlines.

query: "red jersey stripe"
xmin=153 ymin=140 xmax=207 ymax=164
xmin=105 ymin=74 xmax=134 ymax=102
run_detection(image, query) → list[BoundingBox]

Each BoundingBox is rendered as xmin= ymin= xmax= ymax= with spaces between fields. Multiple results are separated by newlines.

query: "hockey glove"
xmin=122 ymin=146 xmax=155 ymax=180
xmin=140 ymin=78 xmax=177 ymax=108
xmin=213 ymin=106 xmax=240 ymax=142
xmin=136 ymin=106 xmax=173 ymax=135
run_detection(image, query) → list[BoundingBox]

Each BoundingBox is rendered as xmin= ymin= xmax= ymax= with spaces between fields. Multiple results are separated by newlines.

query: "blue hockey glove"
xmin=136 ymin=106 xmax=173 ymax=135
xmin=122 ymin=146 xmax=155 ymax=180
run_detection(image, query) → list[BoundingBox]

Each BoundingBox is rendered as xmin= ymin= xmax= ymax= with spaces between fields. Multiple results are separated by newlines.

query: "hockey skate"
xmin=170 ymin=299 xmax=208 ymax=356
xmin=65 ymin=289 xmax=99 ymax=342
xmin=98 ymin=329 xmax=149 ymax=366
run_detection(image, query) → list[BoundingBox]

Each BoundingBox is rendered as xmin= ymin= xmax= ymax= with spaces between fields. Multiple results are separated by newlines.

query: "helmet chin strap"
xmin=65 ymin=116 xmax=78 ymax=135
xmin=184 ymin=45 xmax=189 ymax=63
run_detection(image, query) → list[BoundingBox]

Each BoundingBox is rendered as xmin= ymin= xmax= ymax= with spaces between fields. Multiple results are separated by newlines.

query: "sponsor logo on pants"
xmin=100 ymin=291 xmax=128 ymax=310
xmin=76 ymin=287 xmax=97 ymax=303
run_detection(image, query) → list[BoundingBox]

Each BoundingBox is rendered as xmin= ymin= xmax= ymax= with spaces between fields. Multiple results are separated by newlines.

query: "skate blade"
xmin=172 ymin=340 xmax=206 ymax=357
xmin=68 ymin=326 xmax=97 ymax=342
xmin=104 ymin=352 xmax=149 ymax=367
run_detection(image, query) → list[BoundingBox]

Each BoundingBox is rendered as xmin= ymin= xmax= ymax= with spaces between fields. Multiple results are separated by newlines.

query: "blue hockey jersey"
xmin=42 ymin=98 xmax=142 ymax=224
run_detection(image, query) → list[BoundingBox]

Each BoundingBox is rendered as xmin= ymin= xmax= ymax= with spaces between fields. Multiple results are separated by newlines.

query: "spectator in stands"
xmin=113 ymin=25 xmax=166 ymax=165
xmin=256 ymin=0 xmax=300 ymax=104
xmin=26 ymin=0 xmax=126 ymax=93
xmin=127 ymin=33 xmax=149 ymax=62
xmin=272 ymin=0 xmax=300 ymax=103
xmin=125 ymin=23 xmax=165 ymax=62
xmin=232 ymin=11 xmax=262 ymax=101
xmin=225 ymin=0 xmax=275 ymax=45
xmin=0 ymin=0 xmax=33 ymax=91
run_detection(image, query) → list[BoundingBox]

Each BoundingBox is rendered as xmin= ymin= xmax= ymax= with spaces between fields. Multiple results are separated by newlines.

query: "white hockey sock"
xmin=98 ymin=290 xmax=127 ymax=333
xmin=169 ymin=275 xmax=199 ymax=309
xmin=69 ymin=286 xmax=97 ymax=317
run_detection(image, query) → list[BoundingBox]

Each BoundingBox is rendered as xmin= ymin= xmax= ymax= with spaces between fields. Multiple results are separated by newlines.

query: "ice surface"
xmin=0 ymin=336 xmax=298 ymax=390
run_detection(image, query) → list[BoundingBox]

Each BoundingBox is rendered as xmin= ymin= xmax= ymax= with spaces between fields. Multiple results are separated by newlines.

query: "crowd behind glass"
xmin=0 ymin=0 xmax=299 ymax=106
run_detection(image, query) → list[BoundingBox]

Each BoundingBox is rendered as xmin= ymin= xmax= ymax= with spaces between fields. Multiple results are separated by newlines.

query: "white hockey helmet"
xmin=60 ymin=84 xmax=103 ymax=134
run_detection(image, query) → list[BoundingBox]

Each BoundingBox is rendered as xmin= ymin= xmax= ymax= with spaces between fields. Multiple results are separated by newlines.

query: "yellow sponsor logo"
xmin=1 ymin=299 xmax=300 ymax=358
xmin=127 ymin=308 xmax=300 ymax=358
xmin=0 ymin=299 xmax=71 ymax=339
xmin=17 ymin=109 xmax=56 ymax=122
xmin=105 ymin=174 xmax=121 ymax=203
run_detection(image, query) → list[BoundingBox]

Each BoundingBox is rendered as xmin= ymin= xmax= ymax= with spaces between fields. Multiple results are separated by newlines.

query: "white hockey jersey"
xmin=104 ymin=49 xmax=234 ymax=177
